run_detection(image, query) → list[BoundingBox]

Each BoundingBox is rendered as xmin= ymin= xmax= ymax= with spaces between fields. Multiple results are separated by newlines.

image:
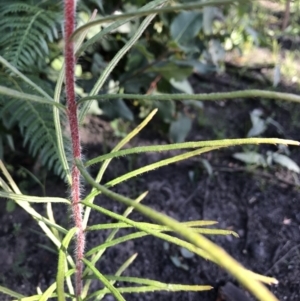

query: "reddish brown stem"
xmin=282 ymin=0 xmax=291 ymax=31
xmin=64 ymin=0 xmax=85 ymax=298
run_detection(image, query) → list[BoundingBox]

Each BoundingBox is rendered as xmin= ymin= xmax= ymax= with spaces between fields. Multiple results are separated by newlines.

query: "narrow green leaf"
xmin=77 ymin=161 xmax=279 ymax=301
xmin=87 ymin=277 xmax=211 ymax=300
xmin=82 ymin=192 xmax=147 ymax=298
xmin=104 ymin=147 xmax=221 ymax=188
xmin=103 ymin=275 xmax=212 ymax=289
xmin=86 ymin=220 xmax=217 ymax=231
xmin=81 ymin=201 xmax=212 ymax=261
xmin=0 ymin=85 xmax=65 ymax=109
xmin=39 ymin=282 xmax=57 ymax=301
xmin=57 ymin=228 xmax=77 ymax=301
xmin=86 ymin=232 xmax=147 ymax=257
xmin=39 ymin=269 xmax=75 ymax=301
xmin=0 ymin=191 xmax=70 ymax=204
xmin=86 ymin=227 xmax=237 ymax=257
xmin=0 ymin=285 xmax=24 ymax=299
xmin=86 ymin=137 xmax=299 ymax=167
xmin=0 ymin=56 xmax=52 ymax=100
xmin=0 ymin=162 xmax=73 ymax=267
xmin=82 ymin=109 xmax=157 ymax=229
xmin=52 ymin=6 xmax=96 ymax=186
xmin=93 ymin=253 xmax=138 ymax=301
xmin=82 ymin=258 xmax=126 ymax=301
xmin=114 ymin=285 xmax=212 ymax=293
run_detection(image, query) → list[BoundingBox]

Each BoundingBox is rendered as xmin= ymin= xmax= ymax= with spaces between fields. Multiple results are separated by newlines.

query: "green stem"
xmin=71 ymin=0 xmax=245 ymax=40
xmin=85 ymin=137 xmax=299 ymax=167
xmin=78 ymin=89 xmax=300 ymax=105
xmin=0 ymin=86 xmax=65 ymax=109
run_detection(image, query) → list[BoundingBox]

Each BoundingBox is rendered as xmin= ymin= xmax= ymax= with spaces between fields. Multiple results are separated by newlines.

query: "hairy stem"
xmin=64 ymin=0 xmax=84 ymax=298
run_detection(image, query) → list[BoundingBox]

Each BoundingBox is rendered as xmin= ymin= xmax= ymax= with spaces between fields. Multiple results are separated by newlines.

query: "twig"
xmin=264 ymin=243 xmax=300 ymax=275
xmin=282 ymin=0 xmax=291 ymax=31
xmin=214 ymin=165 xmax=300 ymax=189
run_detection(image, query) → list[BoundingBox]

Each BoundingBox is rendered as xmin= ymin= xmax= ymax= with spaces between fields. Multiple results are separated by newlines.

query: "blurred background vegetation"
xmin=0 ymin=0 xmax=299 ymax=185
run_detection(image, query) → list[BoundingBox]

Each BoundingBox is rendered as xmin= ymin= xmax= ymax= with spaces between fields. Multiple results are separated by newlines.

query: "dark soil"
xmin=1 ymin=74 xmax=300 ymax=301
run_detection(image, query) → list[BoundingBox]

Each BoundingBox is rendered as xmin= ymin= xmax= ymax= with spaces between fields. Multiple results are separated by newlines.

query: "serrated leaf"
xmin=149 ymin=62 xmax=193 ymax=81
xmin=183 ymin=99 xmax=203 ymax=109
xmin=273 ymin=63 xmax=281 ymax=87
xmin=245 ymin=25 xmax=259 ymax=46
xmin=134 ymin=42 xmax=154 ymax=60
xmin=87 ymin=100 xmax=103 ymax=115
xmin=100 ymin=99 xmax=134 ymax=121
xmin=6 ymin=199 xmax=16 ymax=212
xmin=200 ymin=158 xmax=213 ymax=176
xmin=247 ymin=109 xmax=267 ymax=137
xmin=233 ymin=152 xmax=266 ymax=167
xmin=272 ymin=153 xmax=300 ymax=173
xmin=123 ymin=74 xmax=153 ymax=94
xmin=170 ymin=11 xmax=203 ymax=45
xmin=170 ymin=78 xmax=194 ymax=94
xmin=192 ymin=61 xmax=216 ymax=74
xmin=163 ymin=241 xmax=169 ymax=251
xmin=169 ymin=113 xmax=192 ymax=143
xmin=154 ymin=99 xmax=175 ymax=123
xmin=170 ymin=255 xmax=189 ymax=271
xmin=6 ymin=134 xmax=15 ymax=151
xmin=91 ymin=53 xmax=106 ymax=76
xmin=180 ymin=247 xmax=195 ymax=259
xmin=208 ymin=39 xmax=225 ymax=66
xmin=203 ymin=6 xmax=215 ymax=35
xmin=203 ymin=6 xmax=224 ymax=35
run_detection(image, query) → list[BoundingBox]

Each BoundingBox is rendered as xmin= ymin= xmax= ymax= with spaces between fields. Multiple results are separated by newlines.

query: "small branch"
xmin=282 ymin=0 xmax=291 ymax=31
xmin=214 ymin=165 xmax=300 ymax=189
xmin=264 ymin=243 xmax=300 ymax=275
xmin=78 ymin=89 xmax=300 ymax=105
xmin=0 ymin=86 xmax=65 ymax=109
xmin=71 ymin=0 xmax=246 ymax=40
xmin=146 ymin=75 xmax=162 ymax=94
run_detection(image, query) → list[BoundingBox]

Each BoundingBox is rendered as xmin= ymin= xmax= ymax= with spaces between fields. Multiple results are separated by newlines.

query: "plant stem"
xmin=78 ymin=89 xmax=300 ymax=105
xmin=64 ymin=0 xmax=84 ymax=298
xmin=71 ymin=0 xmax=246 ymax=40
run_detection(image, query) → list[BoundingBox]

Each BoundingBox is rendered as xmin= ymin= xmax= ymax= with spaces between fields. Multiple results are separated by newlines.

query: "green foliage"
xmin=0 ymin=1 xmax=67 ymax=177
xmin=0 ymin=0 xmax=264 ymax=173
xmin=0 ymin=73 xmax=69 ymax=178
xmin=0 ymin=0 xmax=62 ymax=72
xmin=0 ymin=1 xmax=299 ymax=301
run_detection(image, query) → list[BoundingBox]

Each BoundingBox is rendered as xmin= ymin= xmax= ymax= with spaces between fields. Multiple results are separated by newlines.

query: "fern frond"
xmin=0 ymin=1 xmax=62 ymax=72
xmin=0 ymin=74 xmax=70 ymax=179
